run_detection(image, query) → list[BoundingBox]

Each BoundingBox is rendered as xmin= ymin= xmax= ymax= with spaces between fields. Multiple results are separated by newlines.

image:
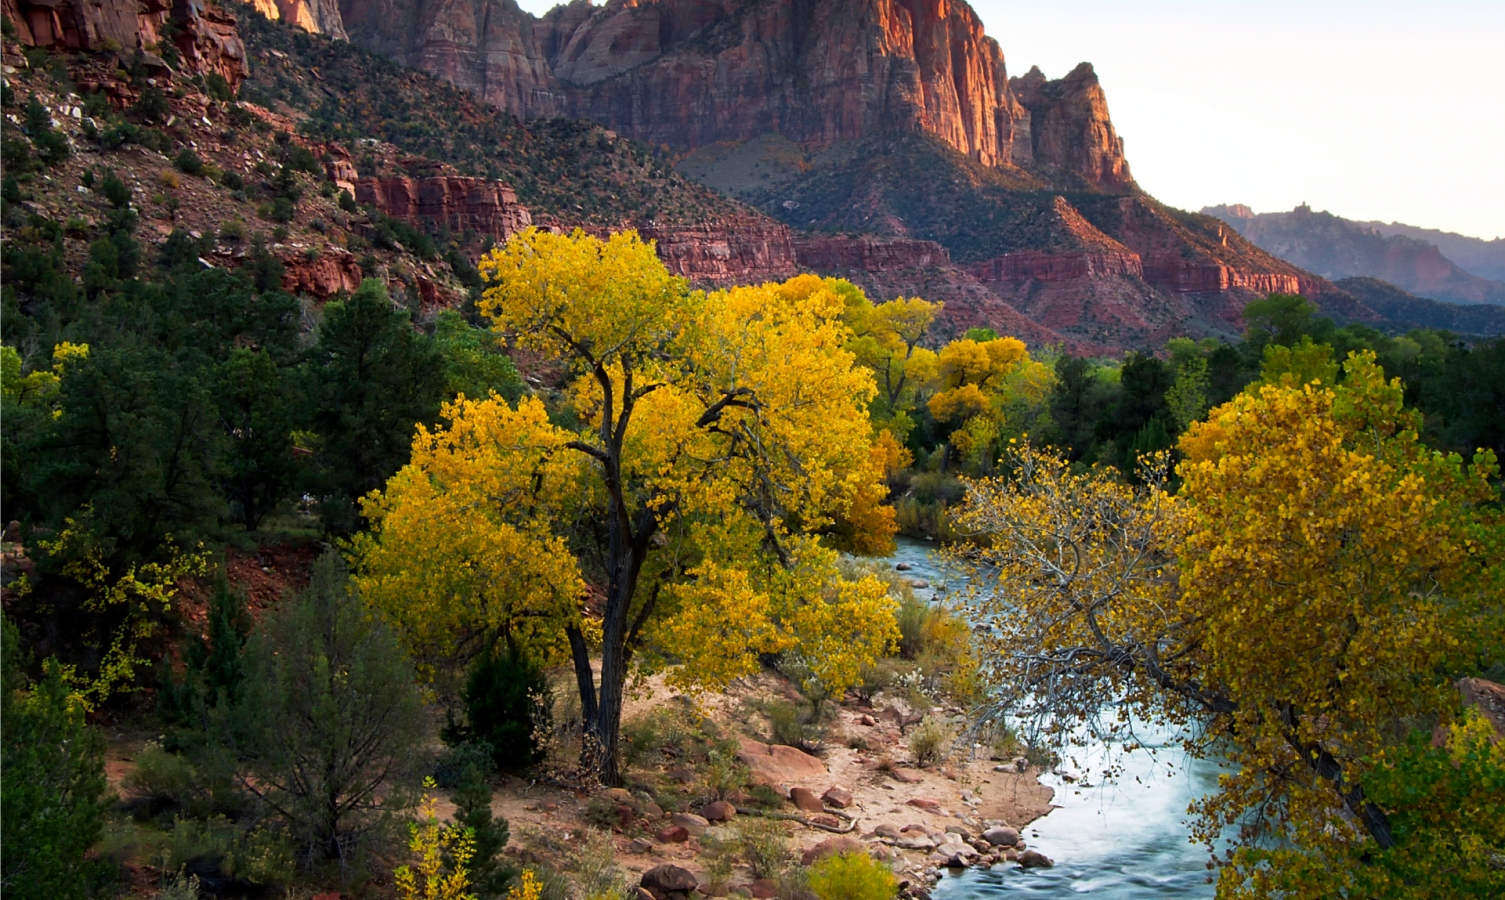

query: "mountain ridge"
xmin=1204 ymin=203 xmax=1505 ymax=307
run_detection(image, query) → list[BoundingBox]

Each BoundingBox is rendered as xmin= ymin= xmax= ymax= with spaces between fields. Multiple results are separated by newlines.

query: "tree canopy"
xmin=354 ymin=229 xmax=899 ymax=784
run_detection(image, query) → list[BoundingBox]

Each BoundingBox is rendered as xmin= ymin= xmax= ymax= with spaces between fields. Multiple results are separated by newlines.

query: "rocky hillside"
xmin=332 ymin=0 xmax=1134 ymax=192
xmin=1205 ymin=203 xmax=1505 ymax=307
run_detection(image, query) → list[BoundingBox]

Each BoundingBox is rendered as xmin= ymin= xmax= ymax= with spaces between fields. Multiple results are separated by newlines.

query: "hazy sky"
xmin=514 ymin=0 xmax=1505 ymax=239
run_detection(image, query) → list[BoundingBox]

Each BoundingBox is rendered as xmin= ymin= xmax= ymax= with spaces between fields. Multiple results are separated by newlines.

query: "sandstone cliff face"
xmin=1009 ymin=64 xmax=1131 ymax=191
xmin=329 ymin=0 xmax=1132 ymax=188
xmin=4 ymin=0 xmax=251 ymax=89
xmin=252 ymin=0 xmax=348 ymax=39
xmin=337 ymin=0 xmax=561 ymax=118
xmin=638 ymin=216 xmax=798 ymax=285
xmin=356 ymin=175 xmax=533 ymax=242
xmin=793 ymin=236 xmax=951 ymax=273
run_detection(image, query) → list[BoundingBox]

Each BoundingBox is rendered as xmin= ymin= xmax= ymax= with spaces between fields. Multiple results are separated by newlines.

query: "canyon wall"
xmin=4 ymin=0 xmax=251 ymax=89
xmin=356 ymin=175 xmax=534 ymax=242
xmin=329 ymin=0 xmax=1130 ymax=189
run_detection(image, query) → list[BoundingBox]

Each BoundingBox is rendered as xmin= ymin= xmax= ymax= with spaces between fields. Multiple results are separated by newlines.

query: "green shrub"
xmin=907 ymin=714 xmax=953 ymax=768
xmin=218 ymin=218 xmax=247 ymax=242
xmin=163 ymin=816 xmax=295 ymax=886
xmin=234 ymin=552 xmax=427 ymax=863
xmin=807 ymin=851 xmax=896 ymax=900
xmin=204 ymin=72 xmax=233 ymax=102
xmin=1 ymin=616 xmax=113 ymax=899
xmin=765 ymin=699 xmax=824 ymax=753
xmin=174 ymin=147 xmax=204 ymax=176
xmin=125 ymin=742 xmax=200 ymax=817
xmin=432 ymin=739 xmax=494 ymax=789
xmin=219 ymin=169 xmax=244 ymax=191
xmin=443 ymin=643 xmax=552 ymax=773
xmin=450 ymin=764 xmax=513 ymax=898
xmin=100 ymin=169 xmax=131 ymax=208
xmin=738 ymin=818 xmax=793 ymax=880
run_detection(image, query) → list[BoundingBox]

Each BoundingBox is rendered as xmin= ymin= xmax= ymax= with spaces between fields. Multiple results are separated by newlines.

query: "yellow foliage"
xmin=503 ymin=871 xmax=542 ymax=900
xmin=1175 ymin=351 xmax=1500 ymax=857
xmin=362 ymin=229 xmax=900 ymax=738
xmin=395 ymin=781 xmax=476 ymax=900
xmin=26 ymin=506 xmax=207 ymax=707
xmin=956 ymin=351 xmax=1503 ymax=891
xmin=353 ymin=395 xmax=587 ymax=676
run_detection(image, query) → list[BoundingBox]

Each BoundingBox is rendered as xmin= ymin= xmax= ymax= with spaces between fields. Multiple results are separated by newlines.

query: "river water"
xmin=886 ymin=537 xmax=1223 ymax=899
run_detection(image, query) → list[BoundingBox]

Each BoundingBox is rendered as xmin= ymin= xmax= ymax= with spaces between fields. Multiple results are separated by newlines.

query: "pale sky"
xmin=514 ymin=0 xmax=1505 ymax=240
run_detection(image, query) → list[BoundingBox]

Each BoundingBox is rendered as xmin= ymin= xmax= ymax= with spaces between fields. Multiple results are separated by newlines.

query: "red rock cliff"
xmin=4 ymin=0 xmax=251 ymax=90
xmin=356 ymin=175 xmax=533 ymax=242
xmin=332 ymin=0 xmax=1129 ymax=188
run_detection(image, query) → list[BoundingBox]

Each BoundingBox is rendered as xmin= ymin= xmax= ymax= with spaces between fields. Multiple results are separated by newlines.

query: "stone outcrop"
xmin=251 ymin=0 xmax=347 ymax=39
xmin=279 ymin=248 xmax=363 ymax=298
xmin=638 ymin=216 xmax=798 ymax=285
xmin=794 ymin=236 xmax=951 ymax=273
xmin=4 ymin=0 xmax=251 ymax=89
xmin=356 ymin=175 xmax=532 ymax=243
xmin=330 ymin=0 xmax=1130 ymax=189
xmin=1009 ymin=63 xmax=1132 ymax=191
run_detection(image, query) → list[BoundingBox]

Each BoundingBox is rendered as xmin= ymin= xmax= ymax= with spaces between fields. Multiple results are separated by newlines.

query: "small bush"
xmin=100 ymin=170 xmax=131 ymax=208
xmin=260 ymin=196 xmax=295 ymax=223
xmin=218 ymin=219 xmax=247 ymax=242
xmin=219 ymin=169 xmax=244 ymax=191
xmin=174 ymin=148 xmax=204 ymax=176
xmin=807 ymin=851 xmax=896 ymax=900
xmin=204 ymin=73 xmax=233 ymax=103
xmin=125 ymin=742 xmax=199 ymax=817
xmin=442 ymin=643 xmax=552 ymax=773
xmin=158 ymin=168 xmax=180 ymax=190
xmin=338 ymin=189 xmax=358 ymax=213
xmin=163 ymin=816 xmax=295 ymax=887
xmin=432 ymin=740 xmax=495 ymax=790
xmin=907 ymin=714 xmax=953 ymax=768
xmin=270 ymin=224 xmax=290 ymax=242
xmin=765 ymin=700 xmax=824 ymax=754
xmin=738 ymin=818 xmax=793 ymax=880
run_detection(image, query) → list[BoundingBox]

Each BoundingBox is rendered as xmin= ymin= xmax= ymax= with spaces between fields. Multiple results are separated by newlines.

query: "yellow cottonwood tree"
xmin=356 ymin=229 xmax=898 ymax=785
xmin=955 ymin=352 xmax=1502 ymax=896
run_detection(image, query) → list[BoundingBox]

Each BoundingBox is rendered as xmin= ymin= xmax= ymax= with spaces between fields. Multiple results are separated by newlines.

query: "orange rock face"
xmin=334 ymin=0 xmax=1131 ymax=188
xmin=3 ymin=0 xmax=250 ymax=90
xmin=356 ymin=176 xmax=533 ymax=243
xmin=638 ymin=217 xmax=799 ymax=285
xmin=279 ymin=249 xmax=364 ymax=298
xmin=794 ymin=236 xmax=951 ymax=273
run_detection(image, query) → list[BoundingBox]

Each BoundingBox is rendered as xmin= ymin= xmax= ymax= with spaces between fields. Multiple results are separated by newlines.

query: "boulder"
xmin=602 ymin=788 xmax=634 ymax=804
xmin=643 ymin=801 xmax=665 ymax=820
xmin=982 ymin=826 xmax=1020 ymax=847
xmin=889 ymin=768 xmax=923 ymax=784
xmin=641 ymin=864 xmax=699 ymax=900
xmin=897 ymin=833 xmax=936 ymax=851
xmin=670 ymin=812 xmax=709 ymax=835
xmin=629 ymin=837 xmax=654 ymax=854
xmin=821 ymin=787 xmax=853 ymax=809
xmin=748 ymin=881 xmax=778 ymax=899
xmin=869 ymin=822 xmax=902 ymax=840
xmin=702 ymin=800 xmax=736 ymax=822
xmin=654 ymin=825 xmax=690 ymax=844
xmin=906 ymin=797 xmax=943 ymax=814
xmin=736 ymin=739 xmax=826 ymax=787
xmin=800 ymin=835 xmax=865 ymax=866
xmin=1018 ymin=849 xmax=1054 ymax=868
xmin=789 ymin=787 xmax=825 ymax=814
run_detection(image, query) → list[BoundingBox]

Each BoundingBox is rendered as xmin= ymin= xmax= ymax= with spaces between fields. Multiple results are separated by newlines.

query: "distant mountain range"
xmin=1203 ymin=204 xmax=1505 ymax=307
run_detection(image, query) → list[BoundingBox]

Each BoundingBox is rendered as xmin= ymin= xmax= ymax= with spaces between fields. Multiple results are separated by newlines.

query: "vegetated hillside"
xmin=1360 ymin=220 xmax=1505 ymax=283
xmin=1204 ymin=203 xmax=1505 ymax=307
xmin=232 ymin=1 xmax=748 ymax=227
xmin=1335 ymin=277 xmax=1505 ymax=337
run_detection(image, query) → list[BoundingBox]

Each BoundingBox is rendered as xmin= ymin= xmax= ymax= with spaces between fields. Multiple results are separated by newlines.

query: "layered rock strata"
xmin=3 ymin=0 xmax=251 ymax=89
xmin=356 ymin=175 xmax=533 ymax=243
xmin=330 ymin=0 xmax=1130 ymax=189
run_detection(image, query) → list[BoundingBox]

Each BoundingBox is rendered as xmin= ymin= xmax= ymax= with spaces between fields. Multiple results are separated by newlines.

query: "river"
xmin=887 ymin=536 xmax=1224 ymax=899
